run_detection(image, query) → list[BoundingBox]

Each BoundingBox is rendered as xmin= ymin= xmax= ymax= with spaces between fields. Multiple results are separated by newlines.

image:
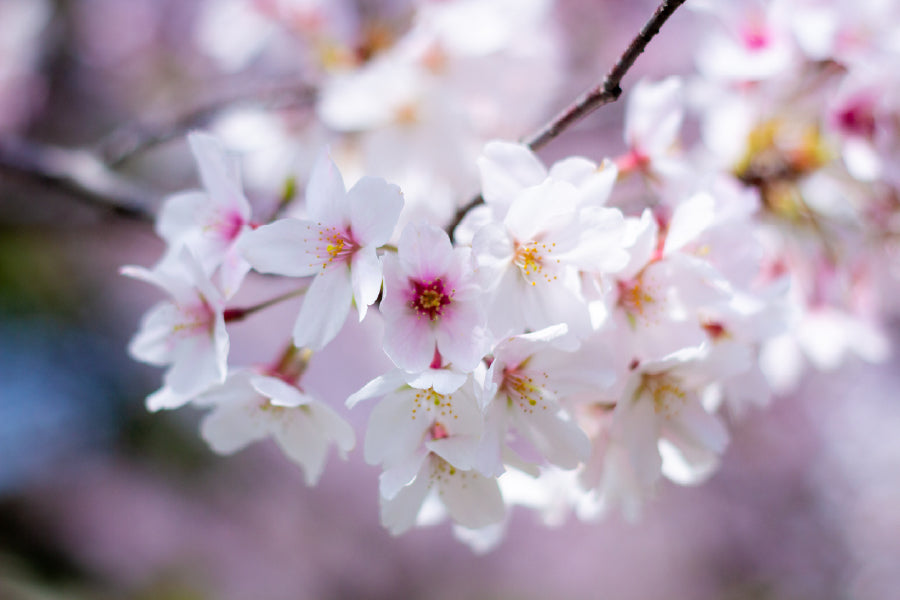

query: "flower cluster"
xmin=125 ymin=0 xmax=899 ymax=549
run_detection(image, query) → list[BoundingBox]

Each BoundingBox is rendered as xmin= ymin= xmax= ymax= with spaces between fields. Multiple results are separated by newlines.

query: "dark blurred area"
xmin=1 ymin=1 xmax=898 ymax=599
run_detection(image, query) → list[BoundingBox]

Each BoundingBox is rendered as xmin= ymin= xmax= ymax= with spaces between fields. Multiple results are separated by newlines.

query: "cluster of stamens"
xmin=310 ymin=224 xmax=357 ymax=270
xmin=501 ymin=364 xmax=552 ymax=415
xmin=410 ymin=387 xmax=458 ymax=422
xmin=513 ymin=240 xmax=559 ymax=286
xmin=409 ymin=278 xmax=452 ymax=320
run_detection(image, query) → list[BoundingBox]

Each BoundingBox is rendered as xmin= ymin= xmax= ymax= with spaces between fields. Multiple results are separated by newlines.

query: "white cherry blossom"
xmin=197 ymin=368 xmax=355 ymax=486
xmin=122 ymin=250 xmax=229 ymax=411
xmin=239 ymin=151 xmax=403 ymax=349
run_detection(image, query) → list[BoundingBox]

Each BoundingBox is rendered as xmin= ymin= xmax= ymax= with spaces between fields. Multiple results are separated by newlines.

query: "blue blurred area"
xmin=0 ymin=315 xmax=122 ymax=494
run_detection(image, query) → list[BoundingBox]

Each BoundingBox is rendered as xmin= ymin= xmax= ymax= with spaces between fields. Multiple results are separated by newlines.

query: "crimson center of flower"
xmin=410 ymin=278 xmax=451 ymax=320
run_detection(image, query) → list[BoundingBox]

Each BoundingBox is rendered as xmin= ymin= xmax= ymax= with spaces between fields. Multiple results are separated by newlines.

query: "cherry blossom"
xmin=239 ymin=150 xmax=403 ymax=349
xmin=379 ymin=221 xmax=487 ymax=372
xmin=122 ymin=249 xmax=229 ymax=411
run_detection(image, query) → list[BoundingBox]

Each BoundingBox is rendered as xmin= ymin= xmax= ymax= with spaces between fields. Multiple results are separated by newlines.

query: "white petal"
xmin=200 ymin=401 xmax=268 ymax=454
xmin=250 ymin=376 xmax=311 ymax=408
xmin=380 ymin=464 xmax=432 ymax=535
xmin=346 ymin=176 xmax=403 ymax=246
xmin=239 ymin=218 xmax=321 ymax=276
xmin=304 ymin=151 xmax=346 ymax=224
xmin=383 ymin=312 xmax=437 ymax=373
xmin=397 ymin=222 xmax=454 ymax=280
xmin=346 ymin=370 xmax=408 ymax=408
xmin=438 ymin=463 xmax=505 ymax=529
xmin=155 ymin=191 xmax=209 ymax=244
xmin=350 ymin=246 xmax=383 ymax=320
xmin=477 ymin=141 xmax=547 ymax=209
xmin=292 ymin=265 xmax=353 ymax=350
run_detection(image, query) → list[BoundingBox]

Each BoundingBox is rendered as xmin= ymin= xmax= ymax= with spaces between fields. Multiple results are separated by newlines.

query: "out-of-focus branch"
xmin=0 ymin=138 xmax=157 ymax=221
xmin=99 ymin=80 xmax=318 ymax=168
xmin=447 ymin=0 xmax=688 ymax=236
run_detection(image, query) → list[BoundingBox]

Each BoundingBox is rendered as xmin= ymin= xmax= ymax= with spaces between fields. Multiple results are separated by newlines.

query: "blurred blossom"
xmin=0 ymin=0 xmax=50 ymax=133
xmin=3 ymin=0 xmax=900 ymax=598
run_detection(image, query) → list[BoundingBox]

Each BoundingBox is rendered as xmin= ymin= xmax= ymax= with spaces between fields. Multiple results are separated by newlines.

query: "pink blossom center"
xmin=741 ymin=22 xmax=771 ymax=51
xmin=409 ymin=278 xmax=452 ymax=320
xmin=317 ymin=226 xmax=358 ymax=270
xmin=835 ymin=99 xmax=877 ymax=139
xmin=173 ymin=297 xmax=215 ymax=341
xmin=211 ymin=210 xmax=246 ymax=242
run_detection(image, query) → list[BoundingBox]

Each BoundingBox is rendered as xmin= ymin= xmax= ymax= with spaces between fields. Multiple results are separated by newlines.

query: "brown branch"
xmin=0 ymin=138 xmax=157 ymax=221
xmin=447 ymin=0 xmax=688 ymax=236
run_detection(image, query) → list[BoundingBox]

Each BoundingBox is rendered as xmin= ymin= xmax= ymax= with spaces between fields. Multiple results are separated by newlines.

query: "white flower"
xmin=379 ymin=222 xmax=487 ymax=372
xmin=198 ymin=369 xmax=355 ymax=486
xmin=239 ymin=151 xmax=403 ymax=349
xmin=123 ymin=249 xmax=228 ymax=411
xmin=479 ymin=324 xmax=611 ymax=472
xmin=155 ymin=132 xmax=253 ymax=298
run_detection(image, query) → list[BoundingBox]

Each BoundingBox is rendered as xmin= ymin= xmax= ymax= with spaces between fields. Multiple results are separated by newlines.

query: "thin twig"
xmin=447 ymin=0 xmax=688 ymax=236
xmin=99 ymin=80 xmax=318 ymax=168
xmin=0 ymin=138 xmax=157 ymax=221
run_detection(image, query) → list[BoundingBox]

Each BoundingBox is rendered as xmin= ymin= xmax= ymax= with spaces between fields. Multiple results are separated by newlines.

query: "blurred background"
xmin=1 ymin=0 xmax=899 ymax=598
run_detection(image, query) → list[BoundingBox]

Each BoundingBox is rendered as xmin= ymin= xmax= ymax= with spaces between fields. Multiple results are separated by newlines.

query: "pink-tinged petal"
xmin=617 ymin=391 xmax=663 ymax=488
xmin=383 ymin=313 xmax=437 ymax=373
xmin=238 ymin=218 xmax=320 ymax=277
xmin=250 ymin=375 xmax=311 ymax=408
xmin=513 ymin=408 xmax=590 ymax=469
xmin=619 ymin=210 xmax=659 ymax=280
xmin=200 ymin=400 xmax=269 ymax=454
xmin=293 ymin=264 xmax=353 ymax=350
xmin=434 ymin=306 xmax=486 ymax=372
xmin=624 ymin=77 xmax=684 ymax=156
xmin=155 ymin=191 xmax=209 ymax=244
xmin=304 ymin=151 xmax=347 ymax=225
xmin=346 ymin=176 xmax=403 ymax=247
xmin=380 ymin=461 xmax=432 ymax=535
xmin=127 ymin=302 xmax=180 ymax=366
xmin=667 ymin=399 xmax=729 ymax=456
xmin=397 ymin=222 xmax=454 ymax=280
xmin=188 ymin=132 xmax=250 ymax=216
xmin=350 ymin=246 xmax=383 ymax=321
xmin=376 ymin=255 xmax=407 ymax=319
xmin=217 ymin=243 xmax=251 ymax=300
xmin=477 ymin=141 xmax=547 ymax=209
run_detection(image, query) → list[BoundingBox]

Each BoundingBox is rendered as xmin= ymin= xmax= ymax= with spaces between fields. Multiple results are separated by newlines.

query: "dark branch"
xmin=99 ymin=80 xmax=318 ymax=168
xmin=0 ymin=138 xmax=157 ymax=221
xmin=447 ymin=0 xmax=688 ymax=236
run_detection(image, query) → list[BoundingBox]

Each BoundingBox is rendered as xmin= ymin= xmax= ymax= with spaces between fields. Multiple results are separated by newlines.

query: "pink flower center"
xmin=741 ymin=22 xmax=771 ymax=51
xmin=409 ymin=278 xmax=452 ymax=320
xmin=835 ymin=99 xmax=877 ymax=139
xmin=317 ymin=226 xmax=358 ymax=269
